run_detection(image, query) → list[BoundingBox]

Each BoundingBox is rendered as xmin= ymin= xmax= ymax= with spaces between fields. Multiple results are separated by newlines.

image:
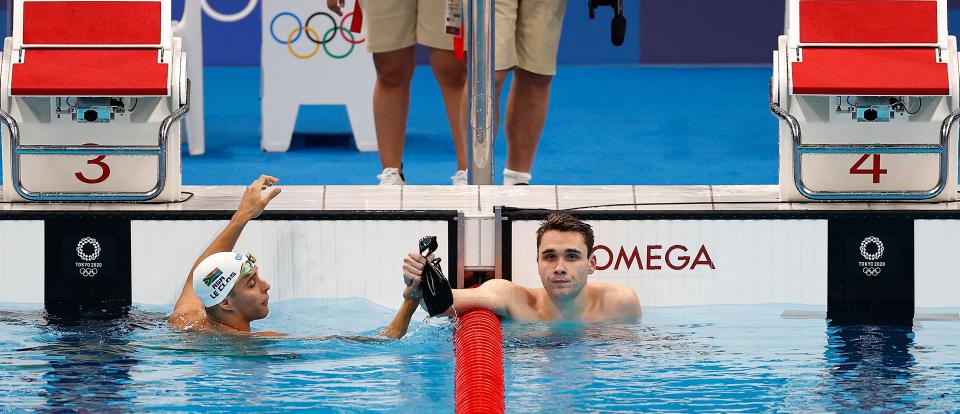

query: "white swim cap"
xmin=193 ymin=252 xmax=251 ymax=308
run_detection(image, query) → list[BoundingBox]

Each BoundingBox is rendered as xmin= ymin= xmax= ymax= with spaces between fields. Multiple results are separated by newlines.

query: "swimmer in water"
xmin=168 ymin=175 xmax=418 ymax=339
xmin=397 ymin=212 xmax=641 ymax=328
xmin=168 ymin=175 xmax=283 ymax=335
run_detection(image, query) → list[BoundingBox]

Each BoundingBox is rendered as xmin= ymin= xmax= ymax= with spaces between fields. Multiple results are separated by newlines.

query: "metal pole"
xmin=467 ymin=0 xmax=495 ymax=185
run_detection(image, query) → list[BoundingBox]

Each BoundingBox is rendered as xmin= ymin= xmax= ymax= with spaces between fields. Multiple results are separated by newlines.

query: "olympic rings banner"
xmin=269 ymin=10 xmax=366 ymax=60
xmin=260 ymin=1 xmax=377 ymax=152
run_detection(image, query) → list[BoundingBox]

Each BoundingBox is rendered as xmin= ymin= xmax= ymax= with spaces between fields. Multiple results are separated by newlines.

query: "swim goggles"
xmin=240 ymin=253 xmax=257 ymax=278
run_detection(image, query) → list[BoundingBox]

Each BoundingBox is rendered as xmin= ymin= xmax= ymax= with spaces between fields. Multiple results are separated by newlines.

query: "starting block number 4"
xmin=800 ymin=153 xmax=940 ymax=192
xmin=849 ymin=154 xmax=887 ymax=184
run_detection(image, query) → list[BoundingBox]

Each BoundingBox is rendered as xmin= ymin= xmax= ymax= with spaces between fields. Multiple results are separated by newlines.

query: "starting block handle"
xmin=769 ymin=80 xmax=958 ymax=201
xmin=0 ymin=80 xmax=191 ymax=202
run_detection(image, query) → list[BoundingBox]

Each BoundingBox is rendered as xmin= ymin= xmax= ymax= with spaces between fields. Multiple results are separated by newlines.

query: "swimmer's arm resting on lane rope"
xmin=169 ymin=176 xmax=282 ymax=327
xmin=442 ymin=279 xmax=522 ymax=318
xmin=379 ymin=252 xmax=525 ymax=339
xmin=400 ymin=251 xmax=522 ymax=319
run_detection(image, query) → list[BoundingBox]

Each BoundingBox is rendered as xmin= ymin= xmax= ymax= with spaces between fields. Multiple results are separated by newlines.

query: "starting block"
xmin=0 ymin=0 xmax=189 ymax=202
xmin=771 ymin=0 xmax=960 ymax=201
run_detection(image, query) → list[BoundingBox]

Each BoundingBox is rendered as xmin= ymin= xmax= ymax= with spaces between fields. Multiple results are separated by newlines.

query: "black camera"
xmin=588 ymin=0 xmax=626 ymax=46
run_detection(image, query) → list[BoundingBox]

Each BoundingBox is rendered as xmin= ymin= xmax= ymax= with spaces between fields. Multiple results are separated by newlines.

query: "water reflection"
xmin=396 ymin=323 xmax=454 ymax=407
xmin=20 ymin=309 xmax=157 ymax=412
xmin=823 ymin=322 xmax=919 ymax=412
xmin=502 ymin=321 xmax=658 ymax=412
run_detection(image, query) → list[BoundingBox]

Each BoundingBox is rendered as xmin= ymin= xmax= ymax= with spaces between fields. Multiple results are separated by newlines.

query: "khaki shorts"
xmin=358 ymin=0 xmax=457 ymax=53
xmin=495 ymin=0 xmax=567 ymax=75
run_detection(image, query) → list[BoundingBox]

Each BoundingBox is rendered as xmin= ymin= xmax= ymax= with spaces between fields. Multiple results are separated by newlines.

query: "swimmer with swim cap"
xmin=168 ymin=175 xmax=421 ymax=340
xmin=169 ymin=175 xmax=281 ymax=335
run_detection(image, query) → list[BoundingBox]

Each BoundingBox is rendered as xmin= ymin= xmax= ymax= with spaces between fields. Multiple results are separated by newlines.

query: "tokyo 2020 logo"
xmin=858 ymin=236 xmax=885 ymax=277
xmin=76 ymin=237 xmax=102 ymax=278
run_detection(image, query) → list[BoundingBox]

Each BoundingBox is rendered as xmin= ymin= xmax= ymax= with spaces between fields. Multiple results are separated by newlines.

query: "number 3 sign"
xmin=74 ymin=144 xmax=111 ymax=184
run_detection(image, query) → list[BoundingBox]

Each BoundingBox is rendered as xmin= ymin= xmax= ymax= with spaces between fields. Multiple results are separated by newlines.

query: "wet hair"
xmin=535 ymin=212 xmax=594 ymax=254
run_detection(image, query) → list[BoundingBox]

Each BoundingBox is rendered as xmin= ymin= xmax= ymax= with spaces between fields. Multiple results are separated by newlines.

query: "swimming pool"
xmin=1 ymin=299 xmax=957 ymax=412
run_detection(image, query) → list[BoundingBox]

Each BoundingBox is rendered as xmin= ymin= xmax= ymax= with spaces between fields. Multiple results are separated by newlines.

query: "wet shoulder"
xmin=590 ymin=282 xmax=641 ymax=317
xmin=168 ymin=307 xmax=208 ymax=330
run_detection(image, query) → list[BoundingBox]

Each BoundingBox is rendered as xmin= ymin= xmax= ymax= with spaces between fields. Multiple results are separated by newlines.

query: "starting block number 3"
xmin=74 ymin=143 xmax=111 ymax=184
xmin=849 ymin=154 xmax=887 ymax=183
xmin=75 ymin=155 xmax=111 ymax=184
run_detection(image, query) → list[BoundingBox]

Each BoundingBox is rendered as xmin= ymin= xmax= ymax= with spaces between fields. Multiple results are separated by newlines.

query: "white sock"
xmin=503 ymin=168 xmax=532 ymax=185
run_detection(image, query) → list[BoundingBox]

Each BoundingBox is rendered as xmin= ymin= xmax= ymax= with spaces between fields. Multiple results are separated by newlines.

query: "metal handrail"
xmin=0 ymin=79 xmax=190 ymax=202
xmin=769 ymin=80 xmax=955 ymax=200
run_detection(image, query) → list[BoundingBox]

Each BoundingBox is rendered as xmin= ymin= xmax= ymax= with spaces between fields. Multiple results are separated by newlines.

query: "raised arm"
xmin=379 ymin=297 xmax=421 ymax=339
xmin=169 ymin=176 xmax=281 ymax=324
xmin=378 ymin=252 xmax=433 ymax=339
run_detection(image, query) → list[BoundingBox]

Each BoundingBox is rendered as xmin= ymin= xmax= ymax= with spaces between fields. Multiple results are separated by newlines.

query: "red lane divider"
xmin=453 ymin=309 xmax=503 ymax=414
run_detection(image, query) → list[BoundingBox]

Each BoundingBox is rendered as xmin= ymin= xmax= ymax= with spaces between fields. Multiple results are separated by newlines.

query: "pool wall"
xmin=1 ymin=185 xmax=959 ymax=314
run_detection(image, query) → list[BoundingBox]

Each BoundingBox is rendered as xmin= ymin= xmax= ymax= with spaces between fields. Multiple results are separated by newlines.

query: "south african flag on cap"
xmin=202 ymin=268 xmax=222 ymax=287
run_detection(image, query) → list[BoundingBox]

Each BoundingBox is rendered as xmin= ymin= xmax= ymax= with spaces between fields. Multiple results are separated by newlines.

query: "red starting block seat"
xmin=790 ymin=0 xmax=949 ymax=97
xmin=797 ymin=0 xmax=939 ymax=44
xmin=11 ymin=0 xmax=170 ymax=97
xmin=12 ymin=49 xmax=170 ymax=96
xmin=791 ymin=48 xmax=949 ymax=96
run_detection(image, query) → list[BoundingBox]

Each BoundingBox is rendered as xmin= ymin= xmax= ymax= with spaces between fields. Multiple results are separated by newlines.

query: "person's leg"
xmin=493 ymin=70 xmax=534 ymax=185
xmin=428 ymin=48 xmax=467 ymax=172
xmin=504 ymin=68 xmax=552 ymax=174
xmin=372 ymin=47 xmax=416 ymax=171
xmin=502 ymin=0 xmax=567 ymax=183
xmin=416 ymin=0 xmax=471 ymax=183
xmin=361 ymin=0 xmax=417 ymax=183
xmin=489 ymin=0 xmax=520 ymax=183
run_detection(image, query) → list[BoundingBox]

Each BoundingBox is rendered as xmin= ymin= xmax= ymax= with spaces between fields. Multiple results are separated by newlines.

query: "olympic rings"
xmin=340 ymin=12 xmax=366 ymax=44
xmin=269 ymin=11 xmax=365 ymax=59
xmin=323 ymin=27 xmax=356 ymax=59
xmin=305 ymin=12 xmax=338 ymax=45
xmin=288 ymin=27 xmax=321 ymax=60
xmin=270 ymin=12 xmax=302 ymax=44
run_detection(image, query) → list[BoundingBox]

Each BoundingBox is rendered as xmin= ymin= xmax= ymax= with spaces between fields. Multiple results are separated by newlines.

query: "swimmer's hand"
xmin=327 ymin=0 xmax=346 ymax=16
xmin=402 ymin=251 xmax=433 ymax=301
xmin=235 ymin=175 xmax=281 ymax=222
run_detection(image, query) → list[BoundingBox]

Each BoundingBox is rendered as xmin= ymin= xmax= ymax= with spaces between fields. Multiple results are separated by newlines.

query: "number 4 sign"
xmin=850 ymin=154 xmax=887 ymax=183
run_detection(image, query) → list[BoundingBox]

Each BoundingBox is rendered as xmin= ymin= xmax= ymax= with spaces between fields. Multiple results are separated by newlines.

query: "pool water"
xmin=1 ymin=300 xmax=958 ymax=412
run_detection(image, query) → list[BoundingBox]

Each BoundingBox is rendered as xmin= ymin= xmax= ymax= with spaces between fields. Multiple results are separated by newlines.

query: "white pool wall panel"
xmin=0 ymin=221 xmax=44 ymax=303
xmin=132 ymin=220 xmax=449 ymax=309
xmin=510 ymin=220 xmax=829 ymax=307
